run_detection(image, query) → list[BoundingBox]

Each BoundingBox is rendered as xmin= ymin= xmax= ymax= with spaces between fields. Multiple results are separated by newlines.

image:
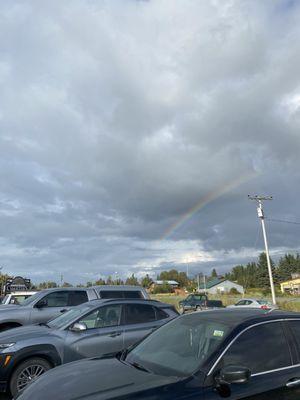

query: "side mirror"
xmin=70 ymin=322 xmax=87 ymax=332
xmin=218 ymin=365 xmax=251 ymax=385
xmin=35 ymin=299 xmax=47 ymax=309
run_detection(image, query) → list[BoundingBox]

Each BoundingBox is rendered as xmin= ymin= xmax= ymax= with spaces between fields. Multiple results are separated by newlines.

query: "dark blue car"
xmin=17 ymin=308 xmax=300 ymax=399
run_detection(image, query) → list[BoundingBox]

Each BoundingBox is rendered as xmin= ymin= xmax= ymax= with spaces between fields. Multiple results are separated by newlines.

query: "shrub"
xmin=229 ymin=287 xmax=241 ymax=295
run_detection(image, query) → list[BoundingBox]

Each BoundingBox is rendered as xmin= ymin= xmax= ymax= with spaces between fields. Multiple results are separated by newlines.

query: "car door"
xmin=30 ymin=291 xmax=73 ymax=324
xmin=122 ymin=303 xmax=160 ymax=349
xmin=284 ymin=320 xmax=300 ymax=399
xmin=64 ymin=304 xmax=124 ymax=363
xmin=203 ymin=321 xmax=295 ymax=400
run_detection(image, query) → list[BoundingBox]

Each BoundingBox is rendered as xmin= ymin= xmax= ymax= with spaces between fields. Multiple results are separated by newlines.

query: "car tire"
xmin=10 ymin=357 xmax=52 ymax=397
xmin=196 ymin=306 xmax=202 ymax=312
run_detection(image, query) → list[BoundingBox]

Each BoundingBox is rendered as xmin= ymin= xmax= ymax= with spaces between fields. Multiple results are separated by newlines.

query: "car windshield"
xmin=21 ymin=292 xmax=43 ymax=306
xmin=126 ymin=314 xmax=230 ymax=377
xmin=47 ymin=305 xmax=93 ymax=329
xmin=257 ymin=299 xmax=270 ymax=305
xmin=1 ymin=295 xmax=9 ymax=304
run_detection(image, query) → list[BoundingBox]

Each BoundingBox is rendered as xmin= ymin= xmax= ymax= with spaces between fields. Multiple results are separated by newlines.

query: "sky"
xmin=1 ymin=0 xmax=300 ymax=284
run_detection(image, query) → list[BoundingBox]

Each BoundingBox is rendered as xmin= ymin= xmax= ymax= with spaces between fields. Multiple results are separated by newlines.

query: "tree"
xmin=125 ymin=274 xmax=139 ymax=286
xmin=256 ymin=252 xmax=277 ymax=288
xmin=277 ymin=253 xmax=300 ymax=282
xmin=141 ymin=274 xmax=152 ymax=288
xmin=157 ymin=269 xmax=189 ymax=288
xmin=95 ymin=278 xmax=106 ymax=286
xmin=210 ymin=268 xmax=218 ymax=279
xmin=62 ymin=282 xmax=72 ymax=287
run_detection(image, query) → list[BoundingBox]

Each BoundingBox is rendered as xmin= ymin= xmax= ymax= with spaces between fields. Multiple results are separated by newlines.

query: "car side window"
xmin=219 ymin=322 xmax=292 ymax=374
xmin=39 ymin=291 xmax=69 ymax=307
xmin=288 ymin=320 xmax=300 ymax=355
xmin=68 ymin=291 xmax=88 ymax=306
xmin=125 ymin=304 xmax=156 ymax=324
xmin=78 ymin=305 xmax=122 ymax=329
xmin=155 ymin=307 xmax=169 ymax=320
xmin=236 ymin=300 xmax=246 ymax=306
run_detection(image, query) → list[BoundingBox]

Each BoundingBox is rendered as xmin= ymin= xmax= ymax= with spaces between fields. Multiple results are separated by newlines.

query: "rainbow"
xmin=161 ymin=171 xmax=258 ymax=240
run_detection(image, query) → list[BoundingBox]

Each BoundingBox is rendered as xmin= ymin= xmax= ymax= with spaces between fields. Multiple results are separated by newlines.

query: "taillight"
xmin=260 ymin=305 xmax=269 ymax=310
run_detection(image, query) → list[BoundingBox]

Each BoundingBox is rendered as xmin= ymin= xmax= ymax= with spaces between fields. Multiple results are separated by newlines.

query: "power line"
xmin=266 ymin=218 xmax=300 ymax=226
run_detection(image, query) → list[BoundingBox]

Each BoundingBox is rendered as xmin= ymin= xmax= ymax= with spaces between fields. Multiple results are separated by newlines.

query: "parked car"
xmin=227 ymin=298 xmax=276 ymax=309
xmin=17 ymin=308 xmax=300 ymax=400
xmin=0 ymin=298 xmax=177 ymax=397
xmin=0 ymin=285 xmax=149 ymax=332
xmin=178 ymin=293 xmax=223 ymax=313
xmin=1 ymin=291 xmax=37 ymax=305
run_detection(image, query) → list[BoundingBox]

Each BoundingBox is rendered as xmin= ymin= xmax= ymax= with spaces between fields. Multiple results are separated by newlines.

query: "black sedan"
xmin=17 ymin=308 xmax=300 ymax=400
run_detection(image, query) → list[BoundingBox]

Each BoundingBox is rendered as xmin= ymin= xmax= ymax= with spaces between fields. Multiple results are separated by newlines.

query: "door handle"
xmin=109 ymin=332 xmax=121 ymax=338
xmin=286 ymin=379 xmax=300 ymax=388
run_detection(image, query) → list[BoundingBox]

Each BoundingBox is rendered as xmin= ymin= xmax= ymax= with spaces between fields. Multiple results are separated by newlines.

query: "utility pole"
xmin=248 ymin=195 xmax=276 ymax=305
xmin=197 ymin=274 xmax=200 ymax=292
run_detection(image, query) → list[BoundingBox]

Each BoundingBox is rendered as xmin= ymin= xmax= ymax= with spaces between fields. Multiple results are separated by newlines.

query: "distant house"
xmin=151 ymin=280 xmax=179 ymax=288
xmin=280 ymin=274 xmax=300 ymax=294
xmin=198 ymin=278 xmax=244 ymax=295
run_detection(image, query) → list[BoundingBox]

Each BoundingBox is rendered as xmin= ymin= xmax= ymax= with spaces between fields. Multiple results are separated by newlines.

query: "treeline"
xmin=225 ymin=252 xmax=300 ymax=290
xmin=2 ymin=252 xmax=299 ymax=292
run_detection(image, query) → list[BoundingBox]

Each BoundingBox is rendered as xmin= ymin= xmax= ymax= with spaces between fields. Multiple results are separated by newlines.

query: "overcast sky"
xmin=1 ymin=0 xmax=300 ymax=284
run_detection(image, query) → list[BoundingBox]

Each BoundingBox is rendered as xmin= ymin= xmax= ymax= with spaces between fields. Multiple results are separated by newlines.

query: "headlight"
xmin=0 ymin=343 xmax=15 ymax=349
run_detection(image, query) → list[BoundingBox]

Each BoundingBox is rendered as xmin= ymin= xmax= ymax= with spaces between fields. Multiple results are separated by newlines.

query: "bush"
xmin=229 ymin=287 xmax=241 ymax=295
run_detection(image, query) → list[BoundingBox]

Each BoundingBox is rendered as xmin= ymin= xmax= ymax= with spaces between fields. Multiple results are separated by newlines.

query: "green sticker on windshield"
xmin=213 ymin=330 xmax=224 ymax=337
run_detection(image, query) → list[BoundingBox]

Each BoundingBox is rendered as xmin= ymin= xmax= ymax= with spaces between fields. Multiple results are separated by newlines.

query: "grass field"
xmin=151 ymin=293 xmax=300 ymax=312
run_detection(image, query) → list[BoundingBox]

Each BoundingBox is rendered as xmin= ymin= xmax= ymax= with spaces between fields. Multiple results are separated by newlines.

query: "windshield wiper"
xmin=129 ymin=361 xmax=151 ymax=373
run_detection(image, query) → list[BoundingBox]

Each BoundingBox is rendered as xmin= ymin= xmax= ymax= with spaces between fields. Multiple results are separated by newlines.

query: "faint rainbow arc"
xmin=161 ymin=171 xmax=258 ymax=240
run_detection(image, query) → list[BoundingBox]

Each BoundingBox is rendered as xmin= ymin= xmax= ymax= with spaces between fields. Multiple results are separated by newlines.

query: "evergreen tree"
xmin=125 ymin=274 xmax=139 ymax=286
xmin=277 ymin=254 xmax=300 ymax=282
xmin=210 ymin=268 xmax=218 ymax=279
xmin=141 ymin=274 xmax=152 ymax=288
xmin=256 ymin=252 xmax=277 ymax=288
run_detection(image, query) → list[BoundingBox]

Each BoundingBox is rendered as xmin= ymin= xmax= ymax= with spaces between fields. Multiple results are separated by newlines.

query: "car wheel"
xmin=10 ymin=357 xmax=52 ymax=397
xmin=196 ymin=305 xmax=202 ymax=312
xmin=179 ymin=306 xmax=185 ymax=314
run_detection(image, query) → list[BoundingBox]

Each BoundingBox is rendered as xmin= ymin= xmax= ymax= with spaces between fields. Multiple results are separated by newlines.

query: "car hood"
xmin=18 ymin=357 xmax=183 ymax=400
xmin=0 ymin=324 xmax=52 ymax=343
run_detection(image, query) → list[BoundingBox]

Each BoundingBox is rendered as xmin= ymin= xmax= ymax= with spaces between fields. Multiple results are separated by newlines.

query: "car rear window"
xmin=125 ymin=304 xmax=156 ymax=324
xmin=99 ymin=290 xmax=143 ymax=299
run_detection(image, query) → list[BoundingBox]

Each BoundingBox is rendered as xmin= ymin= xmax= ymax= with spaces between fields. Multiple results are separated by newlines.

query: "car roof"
xmin=180 ymin=308 xmax=300 ymax=328
xmin=90 ymin=285 xmax=145 ymax=291
xmin=81 ymin=298 xmax=172 ymax=308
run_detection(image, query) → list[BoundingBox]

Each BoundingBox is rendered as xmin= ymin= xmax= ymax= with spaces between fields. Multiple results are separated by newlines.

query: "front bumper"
xmin=0 ymin=353 xmax=16 ymax=392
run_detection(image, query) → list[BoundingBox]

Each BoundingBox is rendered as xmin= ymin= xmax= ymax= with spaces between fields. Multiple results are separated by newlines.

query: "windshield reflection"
xmin=126 ymin=315 xmax=230 ymax=377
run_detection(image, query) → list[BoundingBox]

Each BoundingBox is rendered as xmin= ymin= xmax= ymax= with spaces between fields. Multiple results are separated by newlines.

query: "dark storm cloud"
xmin=1 ymin=0 xmax=300 ymax=282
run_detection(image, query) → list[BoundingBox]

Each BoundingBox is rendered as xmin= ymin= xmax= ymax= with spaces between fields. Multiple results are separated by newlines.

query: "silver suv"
xmin=0 ymin=285 xmax=149 ymax=331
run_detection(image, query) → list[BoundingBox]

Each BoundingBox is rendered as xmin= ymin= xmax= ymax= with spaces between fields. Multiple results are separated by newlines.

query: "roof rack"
xmin=101 ymin=298 xmax=160 ymax=303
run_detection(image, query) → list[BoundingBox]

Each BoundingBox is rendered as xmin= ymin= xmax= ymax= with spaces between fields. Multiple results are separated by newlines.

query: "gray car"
xmin=0 ymin=298 xmax=178 ymax=397
xmin=0 ymin=285 xmax=149 ymax=331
